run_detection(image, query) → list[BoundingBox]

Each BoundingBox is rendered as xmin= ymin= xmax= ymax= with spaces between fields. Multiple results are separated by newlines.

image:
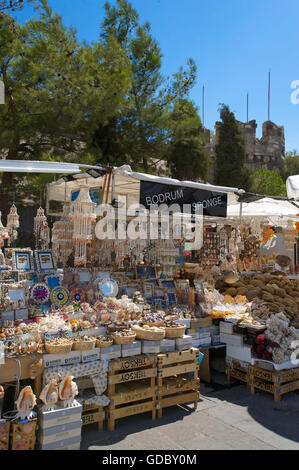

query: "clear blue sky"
xmin=13 ymin=0 xmax=299 ymax=152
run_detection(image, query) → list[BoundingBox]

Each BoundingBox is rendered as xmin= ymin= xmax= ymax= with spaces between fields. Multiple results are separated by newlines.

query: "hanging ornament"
xmin=52 ymin=204 xmax=74 ymax=266
xmin=0 ymin=212 xmax=9 ymax=248
xmin=69 ymin=186 xmax=96 ymax=266
xmin=34 ymin=207 xmax=50 ymax=249
xmin=6 ymin=204 xmax=19 ymax=246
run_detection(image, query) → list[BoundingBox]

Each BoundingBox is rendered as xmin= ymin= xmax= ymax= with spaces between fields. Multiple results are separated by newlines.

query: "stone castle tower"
xmin=205 ymin=119 xmax=285 ymax=183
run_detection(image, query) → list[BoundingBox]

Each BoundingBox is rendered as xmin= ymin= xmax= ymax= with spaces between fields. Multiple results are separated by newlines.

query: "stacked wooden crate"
xmin=248 ymin=364 xmax=299 ymax=403
xmin=226 ymin=360 xmax=299 ymax=402
xmin=106 ymin=354 xmax=157 ymax=431
xmin=82 ymin=403 xmax=105 ymax=431
xmin=156 ymin=348 xmax=200 ymax=418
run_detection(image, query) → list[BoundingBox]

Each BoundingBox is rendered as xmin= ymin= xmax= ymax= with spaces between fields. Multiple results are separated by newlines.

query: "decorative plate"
xmin=50 ymin=286 xmax=70 ymax=306
xmin=70 ymin=288 xmax=85 ymax=303
xmin=31 ymin=283 xmax=50 ymax=304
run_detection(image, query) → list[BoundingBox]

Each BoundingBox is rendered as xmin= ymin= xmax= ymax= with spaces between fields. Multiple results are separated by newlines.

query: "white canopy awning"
xmin=46 ymin=164 xmax=244 ymax=211
xmin=0 ymin=160 xmax=101 ymax=174
xmin=286 ymin=175 xmax=299 ymax=200
xmin=227 ymin=197 xmax=299 ymax=222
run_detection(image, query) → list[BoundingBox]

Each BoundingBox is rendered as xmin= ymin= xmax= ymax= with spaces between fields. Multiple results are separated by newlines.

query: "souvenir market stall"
xmin=1 ymin=162 xmax=299 ymax=450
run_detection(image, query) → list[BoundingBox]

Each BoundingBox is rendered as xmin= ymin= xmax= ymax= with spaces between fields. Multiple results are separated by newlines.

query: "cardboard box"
xmin=38 ymin=419 xmax=82 ymax=446
xmin=38 ymin=434 xmax=81 ymax=450
xmin=175 ymin=335 xmax=193 ymax=351
xmin=226 ymin=344 xmax=252 ymax=362
xmin=11 ymin=418 xmax=37 ymax=450
xmin=219 ymin=321 xmax=234 ymax=334
xmin=176 ymin=318 xmax=191 ymax=329
xmin=198 ymin=337 xmax=211 ymax=346
xmin=220 ymin=333 xmax=243 ymax=347
xmin=43 ymin=350 xmax=81 ymax=368
xmin=191 ymin=338 xmax=200 ymax=348
xmin=190 ymin=317 xmax=212 ymax=329
xmin=63 ymin=351 xmax=82 ymax=366
xmin=0 ymin=420 xmax=10 ymax=450
xmin=43 ymin=353 xmax=64 ymax=368
xmin=38 ymin=401 xmax=82 ymax=429
xmin=81 ymin=348 xmax=101 ymax=363
xmin=121 ymin=341 xmax=142 ymax=358
xmin=141 ymin=340 xmax=161 ymax=354
xmin=160 ymin=338 xmax=176 ymax=353
xmin=99 ymin=344 xmax=121 ymax=361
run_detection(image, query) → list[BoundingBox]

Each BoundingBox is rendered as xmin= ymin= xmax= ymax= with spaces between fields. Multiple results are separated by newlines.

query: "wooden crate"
xmin=226 ymin=360 xmax=250 ymax=385
xmin=156 ymin=348 xmax=200 ymax=418
xmin=82 ymin=405 xmax=105 ymax=431
xmin=107 ymin=354 xmax=157 ymax=431
xmin=11 ymin=418 xmax=37 ymax=450
xmin=248 ymin=365 xmax=299 ymax=403
xmin=0 ymin=420 xmax=10 ymax=450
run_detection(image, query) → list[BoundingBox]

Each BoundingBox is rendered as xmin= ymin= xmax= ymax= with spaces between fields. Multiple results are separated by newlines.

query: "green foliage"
xmin=215 ymin=104 xmax=250 ymax=190
xmin=0 ymin=0 xmax=131 ymax=186
xmin=0 ymin=0 xmax=32 ymax=12
xmin=281 ymin=151 xmax=299 ymax=182
xmin=249 ymin=168 xmax=287 ymax=197
xmin=92 ymin=0 xmax=197 ymax=171
xmin=167 ymin=99 xmax=210 ymax=181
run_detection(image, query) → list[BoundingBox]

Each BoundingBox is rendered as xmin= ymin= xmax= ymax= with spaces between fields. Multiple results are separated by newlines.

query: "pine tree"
xmin=168 ymin=99 xmax=210 ymax=181
xmin=96 ymin=0 xmax=197 ymax=172
xmin=215 ymin=104 xmax=251 ymax=190
xmin=0 ymin=0 xmax=32 ymax=12
xmin=0 ymin=0 xmax=131 ymax=188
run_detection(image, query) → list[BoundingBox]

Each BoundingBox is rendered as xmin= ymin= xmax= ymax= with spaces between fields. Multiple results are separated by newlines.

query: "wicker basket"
xmin=72 ymin=339 xmax=96 ymax=351
xmin=165 ymin=325 xmax=186 ymax=338
xmin=107 ymin=324 xmax=129 ymax=332
xmin=96 ymin=338 xmax=113 ymax=348
xmin=143 ymin=321 xmax=165 ymax=327
xmin=45 ymin=341 xmax=73 ymax=354
xmin=132 ymin=325 xmax=165 ymax=341
xmin=111 ymin=333 xmax=136 ymax=345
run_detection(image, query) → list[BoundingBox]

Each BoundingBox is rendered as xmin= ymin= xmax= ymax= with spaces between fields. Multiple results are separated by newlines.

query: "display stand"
xmin=107 ymin=355 xmax=157 ymax=431
xmin=156 ymin=348 xmax=199 ymax=418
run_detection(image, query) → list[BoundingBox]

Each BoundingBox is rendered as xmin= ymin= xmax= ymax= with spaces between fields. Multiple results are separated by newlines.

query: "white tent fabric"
xmin=46 ymin=164 xmax=243 ymax=209
xmin=227 ymin=197 xmax=299 ymax=222
xmin=286 ymin=175 xmax=299 ymax=200
xmin=0 ymin=160 xmax=100 ymax=174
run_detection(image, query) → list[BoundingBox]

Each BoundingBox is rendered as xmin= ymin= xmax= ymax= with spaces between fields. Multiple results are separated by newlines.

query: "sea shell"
xmin=39 ymin=380 xmax=58 ymax=409
xmin=58 ymin=376 xmax=78 ymax=407
xmin=15 ymin=386 xmax=36 ymax=420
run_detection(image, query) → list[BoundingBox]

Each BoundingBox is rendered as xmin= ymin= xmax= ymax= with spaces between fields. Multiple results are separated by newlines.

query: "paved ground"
xmin=82 ymin=381 xmax=299 ymax=450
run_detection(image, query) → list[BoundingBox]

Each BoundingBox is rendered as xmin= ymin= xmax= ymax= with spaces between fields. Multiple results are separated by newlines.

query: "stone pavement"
xmin=82 ymin=382 xmax=299 ymax=450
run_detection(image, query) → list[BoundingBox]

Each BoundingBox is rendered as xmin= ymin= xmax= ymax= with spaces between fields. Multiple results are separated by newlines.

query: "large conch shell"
xmin=58 ymin=376 xmax=78 ymax=408
xmin=15 ymin=386 xmax=36 ymax=420
xmin=0 ymin=385 xmax=4 ymax=418
xmin=39 ymin=380 xmax=58 ymax=411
